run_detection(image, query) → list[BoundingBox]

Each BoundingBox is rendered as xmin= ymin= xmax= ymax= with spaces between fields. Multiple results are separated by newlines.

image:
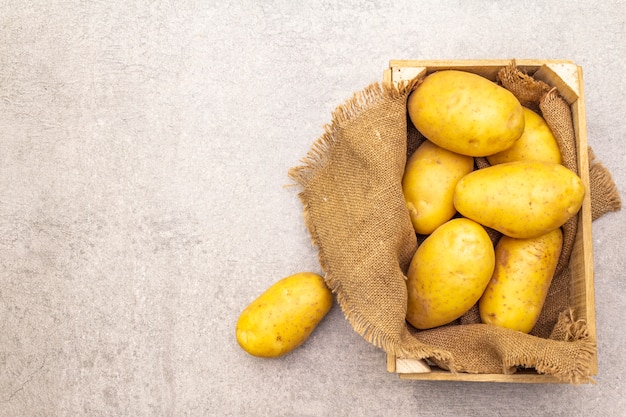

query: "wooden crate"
xmin=383 ymin=60 xmax=595 ymax=383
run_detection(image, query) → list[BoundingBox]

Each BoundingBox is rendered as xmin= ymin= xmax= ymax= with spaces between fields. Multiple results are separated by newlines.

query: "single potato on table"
xmin=402 ymin=140 xmax=474 ymax=235
xmin=236 ymin=272 xmax=333 ymax=358
xmin=480 ymin=228 xmax=563 ymax=333
xmin=407 ymin=70 xmax=525 ymax=157
xmin=487 ymin=107 xmax=562 ymax=165
xmin=406 ymin=218 xmax=495 ymax=330
xmin=454 ymin=161 xmax=585 ymax=239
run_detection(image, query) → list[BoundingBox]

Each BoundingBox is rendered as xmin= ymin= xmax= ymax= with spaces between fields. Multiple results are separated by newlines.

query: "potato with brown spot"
xmin=407 ymin=70 xmax=525 ymax=157
xmin=487 ymin=107 xmax=562 ymax=165
xmin=454 ymin=160 xmax=585 ymax=238
xmin=402 ymin=140 xmax=474 ymax=235
xmin=406 ymin=218 xmax=495 ymax=330
xmin=479 ymin=228 xmax=563 ymax=333
xmin=236 ymin=272 xmax=333 ymax=358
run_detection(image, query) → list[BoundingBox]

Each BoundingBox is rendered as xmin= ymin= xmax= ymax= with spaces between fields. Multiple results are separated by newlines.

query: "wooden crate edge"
xmin=384 ymin=59 xmax=596 ymax=383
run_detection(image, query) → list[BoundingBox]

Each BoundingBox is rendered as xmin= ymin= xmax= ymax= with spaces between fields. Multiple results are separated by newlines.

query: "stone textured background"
xmin=1 ymin=1 xmax=624 ymax=416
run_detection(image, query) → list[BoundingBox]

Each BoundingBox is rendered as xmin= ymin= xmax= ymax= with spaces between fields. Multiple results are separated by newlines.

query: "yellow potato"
xmin=454 ymin=161 xmax=585 ymax=238
xmin=479 ymin=228 xmax=563 ymax=333
xmin=407 ymin=70 xmax=525 ymax=157
xmin=236 ymin=272 xmax=333 ymax=358
xmin=406 ymin=218 xmax=495 ymax=330
xmin=402 ymin=140 xmax=474 ymax=235
xmin=487 ymin=107 xmax=562 ymax=165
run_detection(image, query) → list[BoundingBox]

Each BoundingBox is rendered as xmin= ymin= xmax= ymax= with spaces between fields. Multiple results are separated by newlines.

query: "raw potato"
xmin=407 ymin=70 xmax=525 ymax=157
xmin=479 ymin=228 xmax=563 ymax=333
xmin=402 ymin=140 xmax=474 ymax=235
xmin=236 ymin=272 xmax=333 ymax=358
xmin=454 ymin=161 xmax=585 ymax=239
xmin=487 ymin=107 xmax=562 ymax=165
xmin=406 ymin=218 xmax=495 ymax=330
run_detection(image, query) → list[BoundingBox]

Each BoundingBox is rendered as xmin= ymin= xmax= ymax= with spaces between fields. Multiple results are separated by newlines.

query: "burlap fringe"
xmin=288 ymin=77 xmax=421 ymax=189
xmin=498 ymin=309 xmax=595 ymax=384
xmin=535 ymin=309 xmax=596 ymax=384
xmin=588 ymin=147 xmax=622 ymax=220
xmin=504 ymin=343 xmax=596 ymax=385
xmin=287 ymin=76 xmax=422 ymax=251
xmin=356 ymin=316 xmax=456 ymax=366
xmin=497 ymin=60 xmax=551 ymax=112
xmin=288 ymin=76 xmax=430 ymax=359
xmin=332 ymin=287 xmax=439 ymax=362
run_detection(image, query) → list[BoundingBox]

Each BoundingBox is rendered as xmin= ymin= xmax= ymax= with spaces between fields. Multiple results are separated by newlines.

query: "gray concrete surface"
xmin=1 ymin=1 xmax=625 ymax=416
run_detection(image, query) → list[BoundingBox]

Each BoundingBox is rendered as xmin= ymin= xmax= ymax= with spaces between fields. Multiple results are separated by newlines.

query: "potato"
xmin=479 ymin=228 xmax=563 ymax=333
xmin=406 ymin=218 xmax=495 ymax=330
xmin=454 ymin=161 xmax=585 ymax=239
xmin=487 ymin=107 xmax=562 ymax=165
xmin=236 ymin=272 xmax=333 ymax=358
xmin=407 ymin=70 xmax=525 ymax=157
xmin=402 ymin=140 xmax=474 ymax=235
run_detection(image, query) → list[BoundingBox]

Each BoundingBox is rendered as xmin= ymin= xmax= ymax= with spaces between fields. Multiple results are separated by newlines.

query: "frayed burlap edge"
xmin=287 ymin=78 xmax=421 ymax=268
xmin=288 ymin=78 xmax=421 ymax=190
xmin=588 ymin=147 xmax=622 ymax=220
xmin=288 ymin=76 xmax=458 ymax=363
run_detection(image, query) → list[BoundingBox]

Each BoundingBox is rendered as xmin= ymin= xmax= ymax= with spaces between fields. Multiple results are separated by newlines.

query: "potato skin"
xmin=407 ymin=70 xmax=525 ymax=157
xmin=487 ymin=107 xmax=562 ymax=165
xmin=454 ymin=161 xmax=585 ymax=239
xmin=236 ymin=272 xmax=333 ymax=358
xmin=406 ymin=218 xmax=495 ymax=330
xmin=479 ymin=228 xmax=563 ymax=333
xmin=402 ymin=140 xmax=474 ymax=235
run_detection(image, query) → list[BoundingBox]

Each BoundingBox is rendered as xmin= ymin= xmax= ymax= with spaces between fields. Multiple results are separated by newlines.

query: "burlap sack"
xmin=289 ymin=62 xmax=621 ymax=384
